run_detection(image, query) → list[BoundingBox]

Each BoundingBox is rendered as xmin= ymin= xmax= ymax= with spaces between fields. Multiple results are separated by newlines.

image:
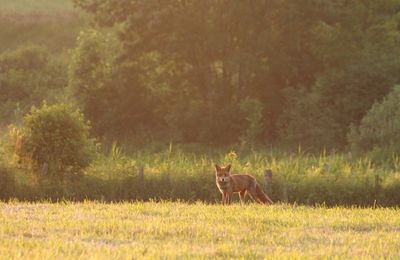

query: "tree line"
xmin=2 ymin=0 xmax=400 ymax=153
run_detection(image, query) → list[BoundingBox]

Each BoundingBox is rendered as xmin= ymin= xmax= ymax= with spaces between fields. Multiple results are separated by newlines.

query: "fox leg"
xmin=222 ymin=192 xmax=230 ymax=205
xmin=239 ymin=191 xmax=246 ymax=205
xmin=226 ymin=190 xmax=233 ymax=205
xmin=255 ymin=184 xmax=273 ymax=204
xmin=246 ymin=187 xmax=263 ymax=204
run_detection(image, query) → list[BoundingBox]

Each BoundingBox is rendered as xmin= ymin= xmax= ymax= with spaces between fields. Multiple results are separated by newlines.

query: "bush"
xmin=348 ymin=85 xmax=400 ymax=159
xmin=17 ymin=103 xmax=97 ymax=181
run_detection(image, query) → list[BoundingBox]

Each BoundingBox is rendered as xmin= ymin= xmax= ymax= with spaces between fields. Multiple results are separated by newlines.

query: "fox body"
xmin=215 ymin=164 xmax=273 ymax=205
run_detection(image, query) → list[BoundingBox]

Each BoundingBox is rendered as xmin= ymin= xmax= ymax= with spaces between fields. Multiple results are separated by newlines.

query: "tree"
xmin=73 ymin=0 xmax=400 ymax=148
xmin=68 ymin=29 xmax=116 ymax=135
xmin=72 ymin=0 xmax=325 ymax=142
xmin=277 ymin=0 xmax=400 ymax=150
xmin=0 ymin=44 xmax=69 ymax=126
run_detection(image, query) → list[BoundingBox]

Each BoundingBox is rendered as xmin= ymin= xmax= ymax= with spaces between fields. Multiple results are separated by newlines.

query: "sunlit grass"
xmin=1 ymin=202 xmax=399 ymax=258
xmin=5 ymin=142 xmax=400 ymax=205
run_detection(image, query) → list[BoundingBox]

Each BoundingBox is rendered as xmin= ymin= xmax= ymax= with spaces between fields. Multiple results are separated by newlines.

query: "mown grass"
xmin=0 ymin=202 xmax=399 ymax=259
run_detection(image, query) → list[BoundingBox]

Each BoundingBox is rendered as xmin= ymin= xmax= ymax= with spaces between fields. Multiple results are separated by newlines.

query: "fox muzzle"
xmin=218 ymin=176 xmax=230 ymax=183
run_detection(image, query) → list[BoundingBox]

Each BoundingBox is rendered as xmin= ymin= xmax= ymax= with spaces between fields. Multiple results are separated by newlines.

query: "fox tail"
xmin=256 ymin=184 xmax=273 ymax=204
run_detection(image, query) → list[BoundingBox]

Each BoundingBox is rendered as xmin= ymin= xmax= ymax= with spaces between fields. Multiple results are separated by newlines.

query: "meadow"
xmin=0 ymin=0 xmax=82 ymax=53
xmin=1 ymin=201 xmax=400 ymax=259
xmin=2 ymin=1 xmax=400 ymax=258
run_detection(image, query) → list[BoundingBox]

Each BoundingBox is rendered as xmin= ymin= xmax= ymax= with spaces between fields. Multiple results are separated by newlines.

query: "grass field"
xmin=0 ymin=0 xmax=82 ymax=53
xmin=0 ymin=0 xmax=74 ymax=12
xmin=1 ymin=202 xmax=400 ymax=259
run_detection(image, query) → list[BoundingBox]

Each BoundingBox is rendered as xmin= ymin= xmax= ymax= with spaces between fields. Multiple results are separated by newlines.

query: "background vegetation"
xmin=2 ymin=0 xmax=400 ymax=205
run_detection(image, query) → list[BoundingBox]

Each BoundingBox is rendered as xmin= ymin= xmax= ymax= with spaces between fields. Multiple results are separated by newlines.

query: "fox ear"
xmin=225 ymin=164 xmax=231 ymax=172
xmin=215 ymin=164 xmax=221 ymax=171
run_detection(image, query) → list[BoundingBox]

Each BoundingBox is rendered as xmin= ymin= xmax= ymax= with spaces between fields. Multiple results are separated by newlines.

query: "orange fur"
xmin=215 ymin=164 xmax=273 ymax=205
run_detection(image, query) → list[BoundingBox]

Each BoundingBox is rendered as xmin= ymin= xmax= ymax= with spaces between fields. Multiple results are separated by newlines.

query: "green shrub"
xmin=18 ymin=103 xmax=97 ymax=181
xmin=348 ymin=85 xmax=400 ymax=159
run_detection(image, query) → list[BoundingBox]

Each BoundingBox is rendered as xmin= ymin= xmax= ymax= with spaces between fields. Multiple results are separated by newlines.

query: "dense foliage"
xmin=2 ymin=0 xmax=400 ymax=150
xmin=348 ymin=85 xmax=400 ymax=159
xmin=71 ymin=0 xmax=400 ymax=148
xmin=0 ymin=45 xmax=69 ymax=126
xmin=17 ymin=103 xmax=96 ymax=179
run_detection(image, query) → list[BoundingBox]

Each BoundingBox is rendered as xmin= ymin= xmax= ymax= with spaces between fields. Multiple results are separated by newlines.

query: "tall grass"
xmin=2 ymin=136 xmax=400 ymax=205
xmin=61 ymin=144 xmax=400 ymax=205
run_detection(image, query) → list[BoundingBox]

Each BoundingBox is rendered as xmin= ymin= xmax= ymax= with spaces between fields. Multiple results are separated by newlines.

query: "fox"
xmin=215 ymin=164 xmax=273 ymax=205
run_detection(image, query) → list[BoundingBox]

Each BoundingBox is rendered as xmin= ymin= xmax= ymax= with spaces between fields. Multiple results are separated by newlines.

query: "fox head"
xmin=215 ymin=164 xmax=231 ymax=183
